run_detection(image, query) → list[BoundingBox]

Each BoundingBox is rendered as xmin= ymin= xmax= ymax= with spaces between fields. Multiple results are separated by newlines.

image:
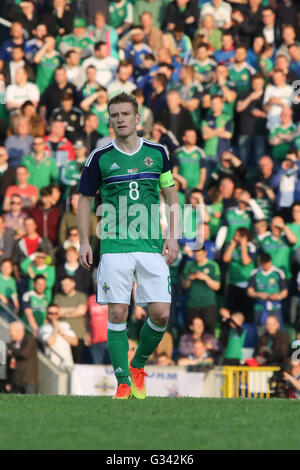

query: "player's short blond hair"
xmin=108 ymin=92 xmax=138 ymax=116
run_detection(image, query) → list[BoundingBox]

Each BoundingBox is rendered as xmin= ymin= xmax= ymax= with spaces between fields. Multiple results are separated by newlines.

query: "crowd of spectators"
xmin=0 ymin=0 xmax=300 ymax=397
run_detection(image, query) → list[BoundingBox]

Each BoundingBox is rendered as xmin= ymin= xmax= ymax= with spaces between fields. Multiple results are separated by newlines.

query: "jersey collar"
xmin=112 ymin=137 xmax=143 ymax=156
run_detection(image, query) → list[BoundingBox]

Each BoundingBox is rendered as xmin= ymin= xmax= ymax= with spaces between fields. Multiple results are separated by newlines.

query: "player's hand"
xmin=79 ymin=243 xmax=93 ymax=270
xmin=162 ymin=238 xmax=179 ymax=266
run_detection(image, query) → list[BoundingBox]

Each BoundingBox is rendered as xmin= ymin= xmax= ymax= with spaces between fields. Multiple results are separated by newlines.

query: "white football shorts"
xmin=96 ymin=252 xmax=171 ymax=305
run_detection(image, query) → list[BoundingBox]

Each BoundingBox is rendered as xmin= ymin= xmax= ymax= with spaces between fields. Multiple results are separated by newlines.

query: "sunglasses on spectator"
xmin=11 ymin=200 xmax=22 ymax=205
xmin=48 ymin=310 xmax=59 ymax=315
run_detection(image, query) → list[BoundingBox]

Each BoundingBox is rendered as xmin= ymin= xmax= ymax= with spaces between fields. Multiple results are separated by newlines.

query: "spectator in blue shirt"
xmin=214 ymin=33 xmax=235 ymax=66
xmin=288 ymin=44 xmax=300 ymax=78
xmin=0 ymin=22 xmax=26 ymax=71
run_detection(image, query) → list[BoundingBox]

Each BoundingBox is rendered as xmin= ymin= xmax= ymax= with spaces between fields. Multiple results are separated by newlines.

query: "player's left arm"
xmin=159 ymin=146 xmax=180 ymax=265
xmin=161 ymin=185 xmax=179 ymax=266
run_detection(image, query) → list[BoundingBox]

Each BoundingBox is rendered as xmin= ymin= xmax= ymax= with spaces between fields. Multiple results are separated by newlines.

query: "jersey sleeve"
xmin=79 ymin=150 xmax=102 ymax=196
xmin=278 ymin=270 xmax=288 ymax=291
xmin=248 ymin=272 xmax=257 ymax=290
xmin=159 ymin=145 xmax=174 ymax=189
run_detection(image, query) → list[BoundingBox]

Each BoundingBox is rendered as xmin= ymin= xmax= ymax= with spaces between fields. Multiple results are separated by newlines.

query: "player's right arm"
xmin=78 ymin=194 xmax=93 ymax=270
xmin=77 ymin=148 xmax=102 ymax=270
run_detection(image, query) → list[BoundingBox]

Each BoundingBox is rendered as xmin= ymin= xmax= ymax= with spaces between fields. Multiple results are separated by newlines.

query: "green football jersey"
xmin=254 ymin=197 xmax=274 ymax=223
xmin=81 ymin=82 xmax=101 ymax=100
xmin=22 ymin=290 xmax=49 ymax=327
xmin=0 ymin=274 xmax=17 ymax=300
xmin=225 ymin=209 xmax=252 ymax=243
xmin=174 ymin=145 xmax=206 ymax=188
xmin=173 ymin=82 xmax=202 ymax=128
xmin=191 ymin=58 xmax=216 ymax=78
xmin=286 ymin=222 xmax=300 ymax=255
xmin=60 ymin=34 xmax=95 ymax=54
xmin=20 ymin=258 xmax=55 ymax=302
xmin=204 ymin=80 xmax=236 ymax=117
xmin=36 ymin=53 xmax=61 ymax=94
xmin=109 ymin=0 xmax=132 ymax=28
xmin=228 ymin=243 xmax=256 ymax=286
xmin=79 ymin=138 xmax=174 ymax=254
xmin=90 ymin=105 xmax=110 ymax=136
xmin=228 ymin=63 xmax=255 ymax=96
xmin=260 ymin=235 xmax=292 ymax=279
xmin=61 ymin=159 xmax=86 ymax=187
xmin=206 ymin=201 xmax=223 ymax=238
xmin=224 ymin=329 xmax=246 ymax=360
xmin=270 ymin=123 xmax=298 ymax=160
xmin=201 ymin=113 xmax=232 ymax=157
xmin=182 ymin=258 xmax=220 ymax=307
xmin=248 ymin=266 xmax=286 ymax=297
xmin=22 ymin=154 xmax=59 ymax=191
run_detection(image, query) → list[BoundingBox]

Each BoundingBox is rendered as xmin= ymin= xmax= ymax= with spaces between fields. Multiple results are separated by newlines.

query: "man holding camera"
xmin=284 ymin=360 xmax=300 ymax=399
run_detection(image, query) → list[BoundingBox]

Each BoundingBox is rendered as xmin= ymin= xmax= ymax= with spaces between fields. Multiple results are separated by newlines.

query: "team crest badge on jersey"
xmin=102 ymin=282 xmax=110 ymax=294
xmin=144 ymin=157 xmax=154 ymax=167
xmin=269 ymin=278 xmax=276 ymax=284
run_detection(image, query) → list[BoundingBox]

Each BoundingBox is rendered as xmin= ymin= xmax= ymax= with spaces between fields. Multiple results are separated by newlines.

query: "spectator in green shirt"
xmin=20 ymin=251 xmax=55 ymax=303
xmin=61 ymin=138 xmax=87 ymax=199
xmin=22 ymin=136 xmax=59 ymax=192
xmin=259 ymin=216 xmax=297 ymax=281
xmin=201 ymin=94 xmax=233 ymax=178
xmin=269 ymin=106 xmax=300 ymax=164
xmin=34 ymin=36 xmax=62 ymax=94
xmin=223 ymin=227 xmax=256 ymax=321
xmin=0 ymin=258 xmax=19 ymax=313
xmin=172 ymin=129 xmax=206 ymax=190
xmin=81 ymin=86 xmax=109 ymax=137
xmin=59 ymin=17 xmax=95 ymax=62
xmin=182 ymin=242 xmax=221 ymax=333
xmin=22 ymin=274 xmax=49 ymax=336
xmin=219 ymin=308 xmax=246 ymax=365
xmin=247 ymin=252 xmax=288 ymax=329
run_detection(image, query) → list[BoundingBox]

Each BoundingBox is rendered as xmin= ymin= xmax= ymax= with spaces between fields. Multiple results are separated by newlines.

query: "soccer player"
xmin=78 ymin=92 xmax=179 ymax=399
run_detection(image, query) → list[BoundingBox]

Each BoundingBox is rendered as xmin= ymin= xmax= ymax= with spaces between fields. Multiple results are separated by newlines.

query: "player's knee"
xmin=149 ymin=304 xmax=170 ymax=327
xmin=108 ymin=304 xmax=128 ymax=323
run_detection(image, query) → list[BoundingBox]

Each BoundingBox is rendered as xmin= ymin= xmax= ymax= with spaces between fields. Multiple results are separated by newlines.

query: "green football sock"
xmin=107 ymin=322 xmax=131 ymax=386
xmin=131 ymin=318 xmax=166 ymax=370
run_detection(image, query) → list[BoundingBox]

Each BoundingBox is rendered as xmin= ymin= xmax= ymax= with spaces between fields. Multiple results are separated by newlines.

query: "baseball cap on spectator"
xmin=73 ymin=18 xmax=86 ymax=29
xmin=73 ymin=139 xmax=87 ymax=149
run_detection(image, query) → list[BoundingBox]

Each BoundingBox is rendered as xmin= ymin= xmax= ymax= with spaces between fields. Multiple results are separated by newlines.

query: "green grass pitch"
xmin=0 ymin=395 xmax=299 ymax=450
